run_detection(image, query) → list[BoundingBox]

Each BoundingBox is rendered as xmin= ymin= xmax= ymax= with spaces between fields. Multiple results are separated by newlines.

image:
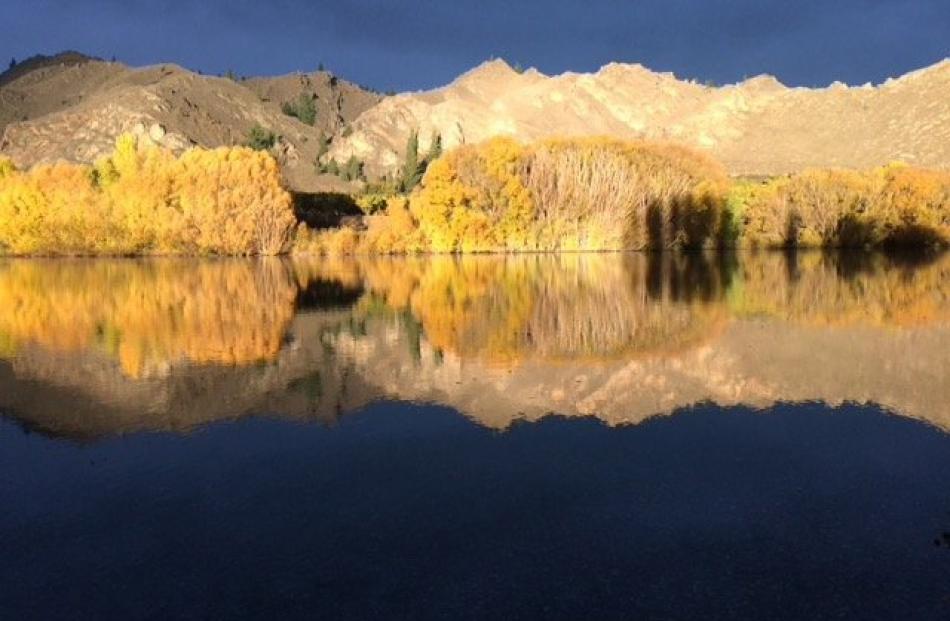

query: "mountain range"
xmin=3 ymin=52 xmax=950 ymax=191
xmin=329 ymin=58 xmax=950 ymax=177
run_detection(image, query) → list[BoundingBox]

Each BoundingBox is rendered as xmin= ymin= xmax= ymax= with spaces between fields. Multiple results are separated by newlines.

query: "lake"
xmin=1 ymin=251 xmax=949 ymax=619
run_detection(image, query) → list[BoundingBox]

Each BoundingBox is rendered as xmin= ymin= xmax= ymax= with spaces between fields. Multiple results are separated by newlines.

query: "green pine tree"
xmin=399 ymin=130 xmax=425 ymax=192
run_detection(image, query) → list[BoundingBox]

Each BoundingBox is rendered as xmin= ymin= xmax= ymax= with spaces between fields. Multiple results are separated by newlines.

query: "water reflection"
xmin=0 ymin=259 xmax=301 ymax=377
xmin=1 ymin=251 xmax=949 ymax=438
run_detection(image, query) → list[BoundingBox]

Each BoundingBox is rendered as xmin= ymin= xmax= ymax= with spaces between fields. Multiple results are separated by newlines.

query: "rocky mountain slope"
xmin=0 ymin=52 xmax=381 ymax=191
xmin=329 ymin=58 xmax=950 ymax=176
xmin=5 ymin=53 xmax=950 ymax=189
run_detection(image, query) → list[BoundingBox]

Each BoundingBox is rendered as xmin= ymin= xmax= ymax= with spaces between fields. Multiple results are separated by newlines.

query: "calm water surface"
xmin=1 ymin=252 xmax=949 ymax=619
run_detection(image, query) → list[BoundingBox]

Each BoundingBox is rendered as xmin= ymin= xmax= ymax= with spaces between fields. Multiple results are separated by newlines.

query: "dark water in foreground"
xmin=1 ymin=252 xmax=949 ymax=619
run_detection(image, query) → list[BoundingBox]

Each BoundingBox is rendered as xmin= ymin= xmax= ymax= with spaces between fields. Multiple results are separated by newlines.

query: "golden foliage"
xmin=414 ymin=136 xmax=731 ymax=252
xmin=0 ymin=155 xmax=16 ymax=179
xmin=0 ymin=135 xmax=296 ymax=255
xmin=523 ymin=137 xmax=729 ymax=250
xmin=304 ymin=140 xmax=949 ymax=255
xmin=291 ymin=196 xmax=425 ymax=256
xmin=312 ymin=136 xmax=731 ymax=255
xmin=740 ymin=165 xmax=950 ymax=248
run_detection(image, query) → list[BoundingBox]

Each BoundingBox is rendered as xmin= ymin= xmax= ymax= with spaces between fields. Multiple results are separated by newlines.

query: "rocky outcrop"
xmin=329 ymin=58 xmax=950 ymax=176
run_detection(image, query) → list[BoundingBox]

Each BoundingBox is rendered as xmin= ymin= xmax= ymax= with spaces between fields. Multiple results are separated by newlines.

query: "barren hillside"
xmin=0 ymin=52 xmax=381 ymax=191
xmin=244 ymin=71 xmax=380 ymax=134
xmin=5 ymin=53 xmax=950 ymax=188
xmin=329 ymin=58 xmax=950 ymax=176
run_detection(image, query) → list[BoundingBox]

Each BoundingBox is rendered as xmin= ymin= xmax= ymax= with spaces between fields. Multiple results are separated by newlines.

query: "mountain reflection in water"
xmin=1 ymin=251 xmax=949 ymax=439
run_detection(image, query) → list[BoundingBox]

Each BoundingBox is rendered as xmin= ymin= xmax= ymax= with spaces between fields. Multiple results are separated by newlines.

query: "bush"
xmin=0 ymin=156 xmax=15 ymax=179
xmin=521 ymin=137 xmax=729 ymax=250
xmin=245 ymin=124 xmax=277 ymax=151
xmin=281 ymin=92 xmax=317 ymax=126
xmin=173 ymin=147 xmax=297 ymax=255
xmin=355 ymin=193 xmax=390 ymax=215
xmin=341 ymin=155 xmax=365 ymax=182
xmin=0 ymin=134 xmax=296 ymax=255
xmin=292 ymin=225 xmax=361 ymax=256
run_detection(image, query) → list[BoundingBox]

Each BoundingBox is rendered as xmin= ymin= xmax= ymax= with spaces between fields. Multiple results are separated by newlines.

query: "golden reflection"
xmin=354 ymin=254 xmax=731 ymax=364
xmin=1 ymin=251 xmax=949 ymax=438
xmin=732 ymin=251 xmax=950 ymax=327
xmin=0 ymin=259 xmax=299 ymax=377
xmin=1 ymin=252 xmax=948 ymax=376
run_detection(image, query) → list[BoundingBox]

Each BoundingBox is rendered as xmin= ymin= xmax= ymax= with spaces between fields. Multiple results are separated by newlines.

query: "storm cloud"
xmin=4 ymin=0 xmax=949 ymax=91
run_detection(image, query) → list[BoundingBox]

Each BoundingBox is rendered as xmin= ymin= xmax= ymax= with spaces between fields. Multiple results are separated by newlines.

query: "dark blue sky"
xmin=5 ymin=0 xmax=949 ymax=92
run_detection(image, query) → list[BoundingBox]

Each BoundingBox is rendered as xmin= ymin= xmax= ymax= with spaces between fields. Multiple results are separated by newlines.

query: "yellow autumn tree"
xmin=336 ymin=136 xmax=729 ymax=255
xmin=741 ymin=164 xmax=950 ymax=248
xmin=0 ymin=135 xmax=296 ymax=256
xmin=174 ymin=147 xmax=296 ymax=255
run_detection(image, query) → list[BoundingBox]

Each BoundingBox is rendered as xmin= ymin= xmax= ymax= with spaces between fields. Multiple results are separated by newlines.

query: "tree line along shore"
xmin=1 ymin=134 xmax=948 ymax=256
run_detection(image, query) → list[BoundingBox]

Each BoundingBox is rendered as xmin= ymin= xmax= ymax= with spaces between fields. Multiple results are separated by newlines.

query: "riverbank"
xmin=2 ymin=135 xmax=948 ymax=256
xmin=296 ymin=137 xmax=950 ymax=255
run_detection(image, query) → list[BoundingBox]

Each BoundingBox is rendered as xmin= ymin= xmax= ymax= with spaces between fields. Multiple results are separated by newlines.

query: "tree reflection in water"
xmin=0 ymin=250 xmax=948 ymax=438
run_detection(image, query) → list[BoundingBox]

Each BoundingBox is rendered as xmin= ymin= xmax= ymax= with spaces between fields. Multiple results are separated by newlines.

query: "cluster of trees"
xmin=316 ymin=129 xmax=442 ymax=189
xmin=281 ymin=92 xmax=317 ymax=126
xmin=301 ymin=136 xmax=729 ymax=254
xmin=5 ymin=129 xmax=947 ymax=258
xmin=738 ymin=165 xmax=950 ymax=248
xmin=398 ymin=130 xmax=442 ymax=192
xmin=299 ymin=136 xmax=949 ymax=255
xmin=320 ymin=155 xmax=366 ymax=182
xmin=0 ymin=135 xmax=296 ymax=256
